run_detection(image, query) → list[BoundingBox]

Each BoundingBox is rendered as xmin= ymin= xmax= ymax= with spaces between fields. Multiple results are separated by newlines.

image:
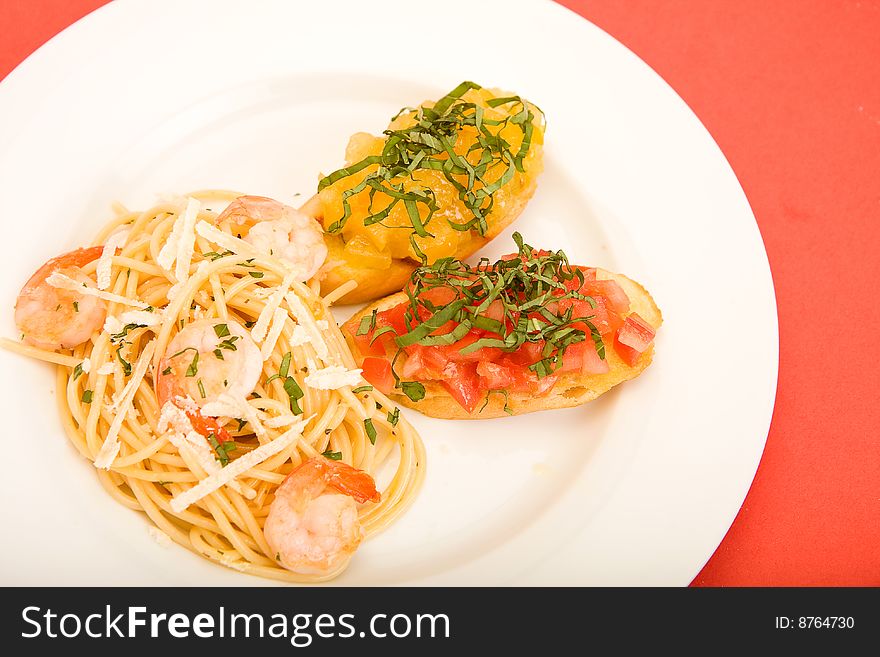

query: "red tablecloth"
xmin=2 ymin=0 xmax=877 ymax=586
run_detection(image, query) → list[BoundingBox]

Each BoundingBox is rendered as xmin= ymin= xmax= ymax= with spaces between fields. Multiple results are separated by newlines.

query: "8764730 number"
xmin=775 ymin=617 xmax=854 ymax=629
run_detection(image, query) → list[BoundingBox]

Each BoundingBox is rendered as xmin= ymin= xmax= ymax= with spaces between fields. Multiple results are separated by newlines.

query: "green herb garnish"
xmin=321 ymin=449 xmax=343 ymax=461
xmin=207 ymin=433 xmax=236 ymax=467
xmin=364 ymin=418 xmax=377 ymax=445
xmin=283 ymin=377 xmax=304 ymax=415
xmin=363 ymin=233 xmax=606 ymax=397
xmin=116 ymin=347 xmax=132 ymax=376
xmin=387 ymin=408 xmax=400 ymax=426
xmin=73 ymin=363 xmax=84 ymax=380
xmin=352 ymin=385 xmax=373 ymax=394
xmin=213 ymin=324 xmax=230 ymax=338
xmin=318 ymin=81 xmax=540 ymax=260
xmin=185 ymin=351 xmax=199 ymax=377
xmin=81 ymin=390 xmax=93 ymax=404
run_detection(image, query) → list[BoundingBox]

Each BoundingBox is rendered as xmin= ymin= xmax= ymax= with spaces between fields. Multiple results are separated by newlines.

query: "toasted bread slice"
xmin=312 ymin=180 xmax=540 ymax=304
xmin=341 ymin=269 xmax=662 ymax=419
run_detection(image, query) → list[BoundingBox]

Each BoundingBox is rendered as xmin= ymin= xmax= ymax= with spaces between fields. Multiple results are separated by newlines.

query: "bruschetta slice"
xmin=304 ymin=81 xmax=545 ymax=304
xmin=341 ymin=233 xmax=662 ymax=419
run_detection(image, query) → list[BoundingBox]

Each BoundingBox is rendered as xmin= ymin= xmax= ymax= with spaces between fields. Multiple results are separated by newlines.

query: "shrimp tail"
xmin=288 ymin=458 xmax=381 ymax=504
xmin=155 ymin=361 xmax=233 ymax=444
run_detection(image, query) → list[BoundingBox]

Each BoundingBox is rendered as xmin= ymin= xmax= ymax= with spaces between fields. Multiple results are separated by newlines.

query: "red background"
xmin=1 ymin=0 xmax=877 ymax=585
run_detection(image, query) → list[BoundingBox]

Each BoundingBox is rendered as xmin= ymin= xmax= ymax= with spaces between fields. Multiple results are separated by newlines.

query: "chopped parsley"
xmin=387 ymin=407 xmax=400 ymax=426
xmin=207 ymin=433 xmax=236 ymax=467
xmin=352 ymin=385 xmax=373 ymax=394
xmin=81 ymin=390 xmax=93 ymax=404
xmin=116 ymin=347 xmax=132 ymax=376
xmin=283 ymin=377 xmax=304 ymax=415
xmin=364 ymin=418 xmax=377 ymax=445
xmin=321 ymin=449 xmax=343 ymax=461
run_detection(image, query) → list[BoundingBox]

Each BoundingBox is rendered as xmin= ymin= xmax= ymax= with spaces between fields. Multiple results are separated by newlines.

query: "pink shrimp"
xmin=264 ymin=458 xmax=380 ymax=575
xmin=216 ymin=195 xmax=327 ymax=281
xmin=14 ymin=246 xmax=106 ymax=351
xmin=155 ymin=318 xmax=262 ymax=444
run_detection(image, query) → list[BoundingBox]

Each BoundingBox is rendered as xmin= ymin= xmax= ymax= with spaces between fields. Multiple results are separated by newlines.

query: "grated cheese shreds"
xmin=169 ymin=418 xmax=307 ymax=513
xmin=80 ymin=357 xmax=91 ymax=374
xmin=47 ymin=273 xmax=149 ymax=309
xmin=96 ymin=362 xmax=116 ymax=376
xmin=304 ymin=365 xmax=363 ymax=390
xmin=260 ymin=307 xmax=289 ymax=361
xmin=147 ymin=526 xmax=173 ymax=548
xmin=94 ymin=340 xmax=156 ymax=469
xmin=195 ymin=221 xmax=263 ymax=261
xmin=201 ymin=392 xmax=267 ymax=441
xmin=173 ymin=197 xmax=201 ymax=286
xmin=263 ymin=414 xmax=299 ymax=429
xmin=119 ymin=309 xmax=163 ymax=327
xmin=157 ymin=201 xmax=187 ymax=270
xmin=285 ymin=292 xmax=329 ymax=360
xmin=199 ymin=396 xmax=242 ymax=419
xmin=96 ymin=227 xmax=131 ymax=290
xmin=252 ymin=269 xmax=297 ymax=343
xmin=289 ymin=324 xmax=312 ymax=347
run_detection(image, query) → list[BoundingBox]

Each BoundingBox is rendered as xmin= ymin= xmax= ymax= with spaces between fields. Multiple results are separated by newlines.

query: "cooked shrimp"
xmin=15 ymin=246 xmax=106 ymax=351
xmin=264 ymin=458 xmax=381 ymax=575
xmin=156 ymin=318 xmax=261 ymax=441
xmin=216 ymin=195 xmax=327 ymax=281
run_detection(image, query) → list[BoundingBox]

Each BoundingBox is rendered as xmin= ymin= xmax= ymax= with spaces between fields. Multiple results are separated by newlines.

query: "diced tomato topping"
xmin=414 ymin=285 xmax=458 ymax=308
xmin=353 ymin=330 xmax=387 ymax=357
xmin=353 ymin=254 xmax=648 ymax=412
xmin=614 ymin=313 xmax=656 ymax=366
xmin=476 ymin=361 xmax=516 ymax=389
xmin=400 ymin=347 xmax=426 ymax=379
xmin=440 ymin=331 xmax=503 ymax=363
xmin=439 ymin=361 xmax=487 ymax=413
xmin=583 ymin=280 xmax=630 ymax=315
xmin=361 ymin=357 xmax=394 ymax=394
xmin=484 ymin=299 xmax=505 ymax=322
xmin=562 ymin=341 xmax=610 ymax=375
xmin=505 ymin=341 xmax=545 ymax=367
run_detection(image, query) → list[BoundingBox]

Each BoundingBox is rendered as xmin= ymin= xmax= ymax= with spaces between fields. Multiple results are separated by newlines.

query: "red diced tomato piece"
xmin=440 ymin=361 xmax=487 ymax=413
xmin=361 ymin=358 xmax=394 ymax=394
xmin=421 ymin=347 xmax=449 ymax=372
xmin=353 ymin=330 xmax=387 ymax=357
xmin=484 ymin=300 xmax=505 ymax=322
xmin=441 ymin=331 xmax=503 ymax=363
xmin=417 ymin=285 xmax=458 ymax=308
xmin=614 ymin=313 xmax=656 ymax=366
xmin=530 ymin=371 xmax=558 ymax=396
xmin=476 ymin=361 xmax=516 ymax=390
xmin=506 ymin=341 xmax=545 ymax=367
xmin=378 ymin=303 xmax=409 ymax=335
xmin=583 ymin=279 xmax=630 ymax=315
xmin=401 ymin=347 xmax=426 ymax=379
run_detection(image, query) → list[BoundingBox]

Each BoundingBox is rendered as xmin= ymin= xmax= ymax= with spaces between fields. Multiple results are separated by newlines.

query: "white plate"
xmin=0 ymin=0 xmax=777 ymax=585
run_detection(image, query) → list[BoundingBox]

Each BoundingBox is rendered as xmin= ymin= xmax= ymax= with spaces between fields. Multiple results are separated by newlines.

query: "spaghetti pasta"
xmin=6 ymin=191 xmax=425 ymax=582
